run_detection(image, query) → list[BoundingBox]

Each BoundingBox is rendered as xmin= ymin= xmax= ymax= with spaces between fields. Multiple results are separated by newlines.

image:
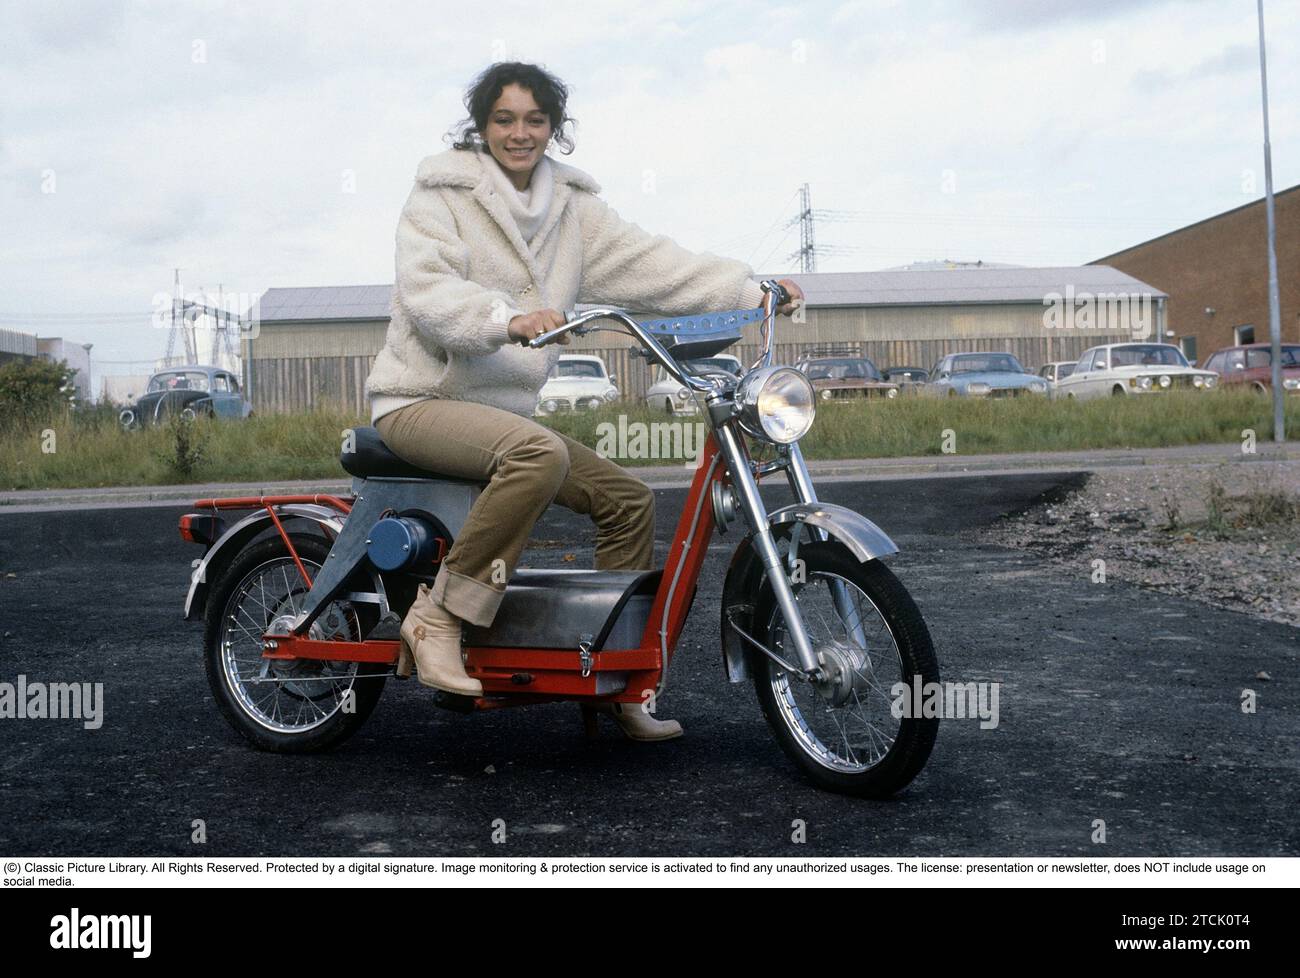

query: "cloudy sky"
xmin=1 ymin=0 xmax=1296 ymax=387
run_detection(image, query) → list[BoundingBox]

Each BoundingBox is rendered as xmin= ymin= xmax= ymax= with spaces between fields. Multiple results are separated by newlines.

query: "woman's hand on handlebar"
xmin=508 ymin=309 xmax=570 ymax=345
xmin=774 ymin=278 xmax=804 ymax=316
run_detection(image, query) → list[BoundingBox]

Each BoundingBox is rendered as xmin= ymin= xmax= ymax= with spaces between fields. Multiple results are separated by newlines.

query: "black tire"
xmin=203 ymin=533 xmax=387 ymax=753
xmin=1111 ymin=385 xmax=1125 ymax=397
xmin=749 ymin=540 xmax=939 ymax=798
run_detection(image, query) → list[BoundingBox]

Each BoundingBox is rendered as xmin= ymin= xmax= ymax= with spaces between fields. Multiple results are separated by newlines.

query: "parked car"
xmin=1039 ymin=361 xmax=1076 ymax=384
xmin=925 ymin=352 xmax=1048 ymax=398
xmin=534 ymin=354 xmax=619 ymax=416
xmin=1202 ymin=343 xmax=1300 ymax=394
xmin=119 ymin=365 xmax=252 ymax=429
xmin=795 ymin=354 xmax=900 ymax=401
xmin=1053 ymin=343 xmax=1218 ymax=400
xmin=645 ymin=354 xmax=742 ymax=414
xmin=881 ymin=366 xmax=929 ymax=394
xmin=1038 ymin=361 xmax=1077 ymax=399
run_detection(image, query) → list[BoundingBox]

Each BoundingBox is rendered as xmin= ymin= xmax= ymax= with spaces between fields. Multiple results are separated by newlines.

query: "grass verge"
xmin=1 ymin=389 xmax=1296 ymax=491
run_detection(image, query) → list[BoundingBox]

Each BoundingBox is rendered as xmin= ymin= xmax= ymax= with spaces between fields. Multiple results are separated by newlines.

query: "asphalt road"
xmin=0 ymin=471 xmax=1296 ymax=857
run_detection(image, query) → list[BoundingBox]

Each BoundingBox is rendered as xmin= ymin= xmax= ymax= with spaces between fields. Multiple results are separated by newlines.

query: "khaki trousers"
xmin=374 ymin=398 xmax=656 ymax=627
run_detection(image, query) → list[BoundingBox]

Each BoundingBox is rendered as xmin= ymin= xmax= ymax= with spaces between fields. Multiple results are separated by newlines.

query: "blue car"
xmin=926 ymin=353 xmax=1049 ymax=398
xmin=119 ymin=365 xmax=253 ymax=429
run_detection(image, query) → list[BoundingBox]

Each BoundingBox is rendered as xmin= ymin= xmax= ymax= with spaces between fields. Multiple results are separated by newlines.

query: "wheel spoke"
xmin=218 ymin=556 xmax=365 ymax=736
xmin=764 ymin=564 xmax=910 ymax=775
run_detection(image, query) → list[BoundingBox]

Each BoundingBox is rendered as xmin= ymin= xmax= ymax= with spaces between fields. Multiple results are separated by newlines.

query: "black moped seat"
xmin=342 ymin=426 xmax=480 ymax=482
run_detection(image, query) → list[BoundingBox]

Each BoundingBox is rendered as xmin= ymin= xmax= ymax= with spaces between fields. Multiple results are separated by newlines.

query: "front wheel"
xmin=749 ymin=540 xmax=939 ymax=798
xmin=203 ymin=533 xmax=387 ymax=753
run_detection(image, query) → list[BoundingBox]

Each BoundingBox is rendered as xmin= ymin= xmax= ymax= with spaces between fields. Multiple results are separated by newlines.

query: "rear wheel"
xmin=203 ymin=533 xmax=387 ymax=752
xmin=750 ymin=540 xmax=939 ymax=798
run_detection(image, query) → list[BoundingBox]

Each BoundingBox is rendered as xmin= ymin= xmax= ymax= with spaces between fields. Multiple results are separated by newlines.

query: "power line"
xmin=755 ymin=227 xmax=799 ymax=272
xmin=734 ymin=188 xmax=801 ymax=266
xmin=0 ymin=313 xmax=157 ymax=322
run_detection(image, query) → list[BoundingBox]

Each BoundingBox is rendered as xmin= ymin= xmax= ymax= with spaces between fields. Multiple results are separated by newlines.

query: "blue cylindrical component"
xmin=366 ymin=516 xmax=439 ymax=571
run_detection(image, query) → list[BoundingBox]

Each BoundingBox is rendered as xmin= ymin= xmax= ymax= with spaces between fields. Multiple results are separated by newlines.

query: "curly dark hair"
xmin=446 ymin=62 xmax=577 ymax=154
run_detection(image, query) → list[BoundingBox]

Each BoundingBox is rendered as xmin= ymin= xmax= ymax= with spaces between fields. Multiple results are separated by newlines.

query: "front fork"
xmin=713 ymin=424 xmax=823 ymax=676
xmin=784 ymin=445 xmax=871 ymax=651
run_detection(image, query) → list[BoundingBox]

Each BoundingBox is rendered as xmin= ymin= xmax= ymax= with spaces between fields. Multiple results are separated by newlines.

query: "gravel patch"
xmin=973 ymin=459 xmax=1300 ymax=628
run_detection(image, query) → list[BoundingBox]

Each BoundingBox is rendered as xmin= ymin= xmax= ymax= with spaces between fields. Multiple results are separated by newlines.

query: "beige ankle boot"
xmin=582 ymin=702 xmax=683 ymax=742
xmin=398 ymin=584 xmax=483 ymax=696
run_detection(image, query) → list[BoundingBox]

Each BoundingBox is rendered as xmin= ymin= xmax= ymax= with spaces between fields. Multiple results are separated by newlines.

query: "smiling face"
xmin=484 ymin=82 xmax=552 ymax=190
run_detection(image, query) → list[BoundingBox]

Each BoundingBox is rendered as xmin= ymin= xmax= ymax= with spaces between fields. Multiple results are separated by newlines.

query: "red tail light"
xmin=179 ymin=513 xmax=226 ymax=546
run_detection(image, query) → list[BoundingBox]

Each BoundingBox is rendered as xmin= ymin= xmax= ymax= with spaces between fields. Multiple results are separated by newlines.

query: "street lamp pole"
xmin=1256 ymin=0 xmax=1285 ymax=442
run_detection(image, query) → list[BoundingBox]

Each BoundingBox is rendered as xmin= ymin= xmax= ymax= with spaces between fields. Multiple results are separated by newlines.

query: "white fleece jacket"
xmin=365 ymin=146 xmax=766 ymax=421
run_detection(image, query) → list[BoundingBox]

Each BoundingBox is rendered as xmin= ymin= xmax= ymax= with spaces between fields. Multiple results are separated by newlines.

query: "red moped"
xmin=179 ymin=282 xmax=940 ymax=796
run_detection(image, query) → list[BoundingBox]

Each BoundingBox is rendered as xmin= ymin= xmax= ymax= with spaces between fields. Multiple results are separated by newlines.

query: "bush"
xmin=0 ymin=358 xmax=79 ymax=427
xmin=153 ymin=412 xmax=209 ymax=479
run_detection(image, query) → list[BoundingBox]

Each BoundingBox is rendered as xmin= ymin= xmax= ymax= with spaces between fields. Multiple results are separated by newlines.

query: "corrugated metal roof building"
xmin=0 ymin=327 xmax=40 ymax=366
xmin=243 ymin=266 xmax=1163 ymax=415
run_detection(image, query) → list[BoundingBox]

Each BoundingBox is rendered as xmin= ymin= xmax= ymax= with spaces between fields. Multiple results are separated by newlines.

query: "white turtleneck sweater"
xmin=483 ymin=150 xmax=554 ymax=248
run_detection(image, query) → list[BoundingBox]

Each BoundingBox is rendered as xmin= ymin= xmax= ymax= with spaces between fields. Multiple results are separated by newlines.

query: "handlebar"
xmin=526 ymin=279 xmax=791 ymax=394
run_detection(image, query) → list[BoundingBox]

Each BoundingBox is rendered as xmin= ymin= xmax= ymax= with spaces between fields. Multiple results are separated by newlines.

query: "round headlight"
xmin=1192 ymin=375 xmax=1204 ymax=388
xmin=119 ymin=409 xmax=135 ymax=428
xmin=886 ymin=387 xmax=899 ymax=398
xmin=1205 ymin=375 xmax=1217 ymax=388
xmin=675 ymin=388 xmax=691 ymax=401
xmin=604 ymin=389 xmax=618 ymax=402
xmin=1158 ymin=374 xmax=1171 ymax=388
xmin=1138 ymin=376 xmax=1153 ymax=390
xmin=736 ymin=366 xmax=816 ymax=444
xmin=542 ymin=399 xmax=558 ymax=413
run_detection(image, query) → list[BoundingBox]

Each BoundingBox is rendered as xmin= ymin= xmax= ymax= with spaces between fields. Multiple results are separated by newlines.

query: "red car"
xmin=1202 ymin=343 xmax=1300 ymax=394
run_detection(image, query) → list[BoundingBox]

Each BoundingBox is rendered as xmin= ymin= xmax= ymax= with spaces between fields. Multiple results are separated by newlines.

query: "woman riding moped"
xmin=365 ymin=61 xmax=803 ymax=740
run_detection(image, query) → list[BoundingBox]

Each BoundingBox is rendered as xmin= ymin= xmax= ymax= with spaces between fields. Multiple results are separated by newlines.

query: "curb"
xmin=0 ymin=443 xmax=1293 ymax=512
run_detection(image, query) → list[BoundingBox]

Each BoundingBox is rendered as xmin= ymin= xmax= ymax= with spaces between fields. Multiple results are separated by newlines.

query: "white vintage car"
xmin=1038 ymin=360 xmax=1078 ymax=400
xmin=1053 ymin=343 xmax=1218 ymax=400
xmin=644 ymin=355 xmax=742 ymax=415
xmin=534 ymin=354 xmax=620 ymax=416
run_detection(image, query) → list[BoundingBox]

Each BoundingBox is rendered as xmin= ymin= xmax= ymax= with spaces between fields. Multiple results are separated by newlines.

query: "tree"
xmin=0 ymin=357 xmax=80 ymax=424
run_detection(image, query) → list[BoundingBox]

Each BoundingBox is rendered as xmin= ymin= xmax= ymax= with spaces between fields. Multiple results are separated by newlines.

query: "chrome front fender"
xmin=183 ymin=504 xmax=344 ymax=621
xmin=719 ymin=501 xmax=899 ymax=683
xmin=765 ymin=500 xmax=899 ymax=562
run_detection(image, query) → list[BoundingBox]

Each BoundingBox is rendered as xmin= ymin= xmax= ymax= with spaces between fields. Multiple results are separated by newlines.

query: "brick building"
xmin=1092 ymin=183 xmax=1299 ymax=365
